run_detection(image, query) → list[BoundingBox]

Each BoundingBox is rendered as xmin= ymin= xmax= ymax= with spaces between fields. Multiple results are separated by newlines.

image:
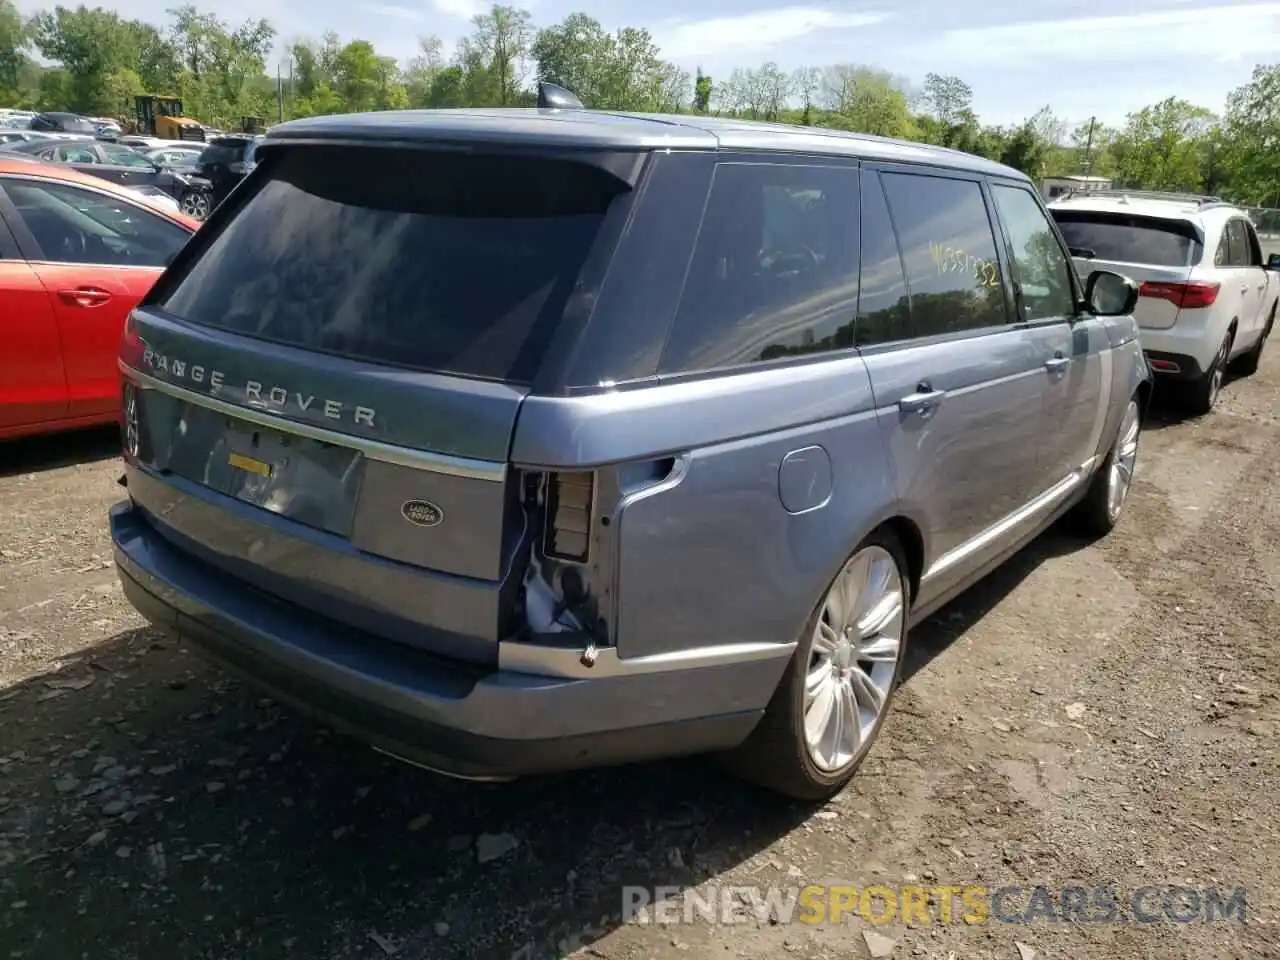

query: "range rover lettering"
xmin=110 ymin=83 xmax=1151 ymax=800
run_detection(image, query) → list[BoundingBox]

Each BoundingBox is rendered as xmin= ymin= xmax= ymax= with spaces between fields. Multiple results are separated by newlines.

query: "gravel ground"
xmin=0 ymin=349 xmax=1277 ymax=960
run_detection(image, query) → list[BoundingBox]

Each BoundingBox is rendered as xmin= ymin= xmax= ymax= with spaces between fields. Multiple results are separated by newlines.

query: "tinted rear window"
xmin=1051 ymin=211 xmax=1202 ymax=267
xmin=159 ymin=146 xmax=628 ymax=382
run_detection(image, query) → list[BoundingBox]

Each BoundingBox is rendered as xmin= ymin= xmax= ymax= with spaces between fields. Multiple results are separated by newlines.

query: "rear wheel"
xmin=720 ymin=529 xmax=909 ymax=801
xmin=1072 ymin=396 xmax=1141 ymax=538
xmin=180 ymin=187 xmax=211 ymax=220
xmin=1234 ymin=303 xmax=1274 ymax=377
xmin=1183 ymin=329 xmax=1233 ymax=416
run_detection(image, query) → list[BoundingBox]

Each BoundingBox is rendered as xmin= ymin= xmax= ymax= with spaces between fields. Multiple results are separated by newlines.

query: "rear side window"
xmin=880 ymin=171 xmax=1008 ymax=336
xmin=1224 ymin=219 xmax=1256 ymax=267
xmin=659 ymin=161 xmax=860 ymax=373
xmin=159 ymin=146 xmax=628 ymax=383
xmin=1051 ymin=211 xmax=1201 ymax=268
xmin=990 ymin=184 xmax=1075 ymax=322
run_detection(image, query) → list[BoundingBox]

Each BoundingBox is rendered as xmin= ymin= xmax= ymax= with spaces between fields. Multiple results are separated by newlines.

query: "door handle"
xmin=898 ymin=384 xmax=946 ymax=416
xmin=1045 ymin=355 xmax=1070 ymax=374
xmin=57 ymin=287 xmax=112 ymax=308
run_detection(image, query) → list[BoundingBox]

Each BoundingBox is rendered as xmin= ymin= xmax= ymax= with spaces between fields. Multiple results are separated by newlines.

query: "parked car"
xmin=0 ymin=130 xmax=57 ymax=146
xmin=0 ymin=156 xmax=197 ymax=441
xmin=1049 ymin=190 xmax=1278 ymax=413
xmin=116 ymin=135 xmax=173 ymax=151
xmin=28 ymin=112 xmax=99 ymax=136
xmin=92 ymin=119 xmax=124 ymax=140
xmin=110 ymin=86 xmax=1151 ymax=800
xmin=180 ymin=133 xmax=261 ymax=218
xmin=144 ymin=145 xmax=204 ymax=169
xmin=0 ymin=137 xmax=196 ymax=203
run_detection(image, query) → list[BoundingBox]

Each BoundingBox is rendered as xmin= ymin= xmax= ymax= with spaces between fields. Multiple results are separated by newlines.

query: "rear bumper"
xmin=1142 ymin=348 xmax=1205 ymax=381
xmin=110 ymin=499 xmax=780 ymax=780
xmin=1137 ymin=315 xmax=1222 ymax=376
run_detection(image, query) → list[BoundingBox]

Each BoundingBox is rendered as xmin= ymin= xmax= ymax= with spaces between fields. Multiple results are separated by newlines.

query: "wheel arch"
xmin=870 ymin=515 xmax=925 ymax=607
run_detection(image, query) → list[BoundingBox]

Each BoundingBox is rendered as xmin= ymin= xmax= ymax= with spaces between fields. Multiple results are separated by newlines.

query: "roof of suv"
xmin=261 ymin=107 xmax=1027 ymax=180
xmin=1048 ymin=190 xmax=1246 ymax=230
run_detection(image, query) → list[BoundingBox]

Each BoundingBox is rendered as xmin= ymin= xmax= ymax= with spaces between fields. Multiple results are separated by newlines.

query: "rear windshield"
xmin=159 ymin=146 xmax=625 ymax=382
xmin=1051 ymin=210 xmax=1202 ymax=267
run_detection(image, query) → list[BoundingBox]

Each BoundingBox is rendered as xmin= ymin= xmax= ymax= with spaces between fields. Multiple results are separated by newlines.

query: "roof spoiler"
xmin=537 ymin=81 xmax=583 ymax=110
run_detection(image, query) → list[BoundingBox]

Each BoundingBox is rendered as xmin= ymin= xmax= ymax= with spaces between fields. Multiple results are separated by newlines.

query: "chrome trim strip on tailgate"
xmin=121 ymin=362 xmax=507 ymax=482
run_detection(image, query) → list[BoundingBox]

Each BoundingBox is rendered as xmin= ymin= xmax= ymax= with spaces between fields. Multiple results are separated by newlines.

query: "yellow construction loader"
xmin=134 ymin=95 xmax=206 ymax=142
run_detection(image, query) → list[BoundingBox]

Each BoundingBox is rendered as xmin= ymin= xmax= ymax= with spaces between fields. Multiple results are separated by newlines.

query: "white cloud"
xmin=431 ymin=0 xmax=488 ymax=19
xmin=906 ymin=2 xmax=1280 ymax=66
xmin=356 ymin=2 xmax=427 ymax=20
xmin=651 ymin=6 xmax=893 ymax=61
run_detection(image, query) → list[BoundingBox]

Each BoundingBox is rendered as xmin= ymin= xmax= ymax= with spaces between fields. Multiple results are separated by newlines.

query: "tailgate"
xmin=116 ymin=143 xmax=637 ymax=665
xmin=1054 ymin=208 xmax=1203 ymax=330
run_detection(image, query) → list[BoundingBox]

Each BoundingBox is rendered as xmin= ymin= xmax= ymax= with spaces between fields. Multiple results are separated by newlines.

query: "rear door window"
xmin=1051 ymin=211 xmax=1201 ymax=268
xmin=157 ymin=146 xmax=629 ymax=383
xmin=853 ymin=170 xmax=910 ymax=346
xmin=659 ymin=161 xmax=860 ymax=373
xmin=880 ymin=171 xmax=1008 ymax=337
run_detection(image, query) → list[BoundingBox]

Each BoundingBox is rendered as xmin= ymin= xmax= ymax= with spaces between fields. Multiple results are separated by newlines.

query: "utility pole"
xmin=1081 ymin=116 xmax=1096 ymax=175
xmin=277 ymin=62 xmax=284 ymax=123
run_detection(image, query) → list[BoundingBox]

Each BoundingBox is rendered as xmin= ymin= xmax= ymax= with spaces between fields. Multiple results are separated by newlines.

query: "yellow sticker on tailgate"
xmin=228 ymin=452 xmax=272 ymax=477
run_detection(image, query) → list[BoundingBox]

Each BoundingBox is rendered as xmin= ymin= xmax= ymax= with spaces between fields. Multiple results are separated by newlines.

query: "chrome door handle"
xmin=1241 ymin=284 xmax=1250 ymax=295
xmin=898 ymin=386 xmax=946 ymax=416
xmin=1045 ymin=355 xmax=1069 ymax=373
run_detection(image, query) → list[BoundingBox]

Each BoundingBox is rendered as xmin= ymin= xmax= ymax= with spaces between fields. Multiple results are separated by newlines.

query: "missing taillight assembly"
xmin=1138 ymin=280 xmax=1220 ymax=309
xmin=543 ymin=471 xmax=595 ymax=563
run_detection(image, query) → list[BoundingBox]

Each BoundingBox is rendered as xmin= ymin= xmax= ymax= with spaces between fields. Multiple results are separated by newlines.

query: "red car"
xmin=0 ymin=155 xmax=198 ymax=441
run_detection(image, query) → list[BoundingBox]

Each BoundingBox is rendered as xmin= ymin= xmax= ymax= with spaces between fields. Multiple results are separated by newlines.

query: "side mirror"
xmin=1085 ymin=269 xmax=1139 ymax=317
xmin=1267 ymin=253 xmax=1280 ymax=270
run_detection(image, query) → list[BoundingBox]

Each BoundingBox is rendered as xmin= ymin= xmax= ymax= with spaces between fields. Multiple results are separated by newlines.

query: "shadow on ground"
xmin=0 ymin=426 xmax=121 ymax=479
xmin=0 ymin=526 xmax=1087 ymax=960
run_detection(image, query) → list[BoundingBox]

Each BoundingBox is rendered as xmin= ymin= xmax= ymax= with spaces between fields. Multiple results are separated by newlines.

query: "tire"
xmin=1183 ymin=328 xmax=1233 ymax=416
xmin=1234 ymin=303 xmax=1274 ymax=377
xmin=719 ymin=528 xmax=911 ymax=801
xmin=180 ymin=188 xmax=211 ymax=220
xmin=1071 ymin=394 xmax=1142 ymax=539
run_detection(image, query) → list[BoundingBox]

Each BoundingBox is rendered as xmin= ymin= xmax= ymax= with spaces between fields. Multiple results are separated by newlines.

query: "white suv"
xmin=1049 ymin=190 xmax=1278 ymax=413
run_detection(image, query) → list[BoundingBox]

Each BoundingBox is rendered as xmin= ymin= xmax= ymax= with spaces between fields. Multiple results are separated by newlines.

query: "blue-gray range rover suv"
xmin=110 ymin=84 xmax=1151 ymax=800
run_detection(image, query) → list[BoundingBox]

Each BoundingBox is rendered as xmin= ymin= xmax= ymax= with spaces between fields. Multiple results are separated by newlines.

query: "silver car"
xmin=110 ymin=83 xmax=1151 ymax=800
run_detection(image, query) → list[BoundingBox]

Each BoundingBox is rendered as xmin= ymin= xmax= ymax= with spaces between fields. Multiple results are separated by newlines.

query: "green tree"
xmin=693 ymin=67 xmax=712 ymax=112
xmin=1222 ymin=64 xmax=1280 ymax=205
xmin=457 ymin=4 xmax=532 ymax=106
xmin=920 ymin=72 xmax=972 ymax=125
xmin=0 ymin=0 xmax=25 ymax=96
xmin=1112 ymin=97 xmax=1216 ymax=192
xmin=820 ymin=64 xmax=914 ymax=138
xmin=29 ymin=5 xmax=138 ymax=114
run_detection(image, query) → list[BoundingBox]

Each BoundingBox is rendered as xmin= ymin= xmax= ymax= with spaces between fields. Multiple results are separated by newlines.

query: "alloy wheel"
xmin=1106 ymin=399 xmax=1140 ymax=522
xmin=803 ymin=545 xmax=905 ymax=772
xmin=181 ymin=191 xmax=210 ymax=220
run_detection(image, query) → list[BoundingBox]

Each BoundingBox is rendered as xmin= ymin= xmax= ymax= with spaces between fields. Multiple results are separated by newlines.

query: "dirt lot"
xmin=1 ymin=353 xmax=1277 ymax=960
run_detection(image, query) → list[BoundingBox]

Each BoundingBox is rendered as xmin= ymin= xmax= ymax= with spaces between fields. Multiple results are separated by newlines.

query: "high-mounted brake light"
xmin=1138 ymin=280 xmax=1220 ymax=310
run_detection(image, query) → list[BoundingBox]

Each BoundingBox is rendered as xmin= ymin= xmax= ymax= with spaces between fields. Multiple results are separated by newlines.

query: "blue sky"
xmin=17 ymin=0 xmax=1280 ymax=127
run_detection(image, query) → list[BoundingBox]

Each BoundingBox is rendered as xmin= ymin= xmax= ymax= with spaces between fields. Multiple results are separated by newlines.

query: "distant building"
xmin=1040 ymin=175 xmax=1113 ymax=201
